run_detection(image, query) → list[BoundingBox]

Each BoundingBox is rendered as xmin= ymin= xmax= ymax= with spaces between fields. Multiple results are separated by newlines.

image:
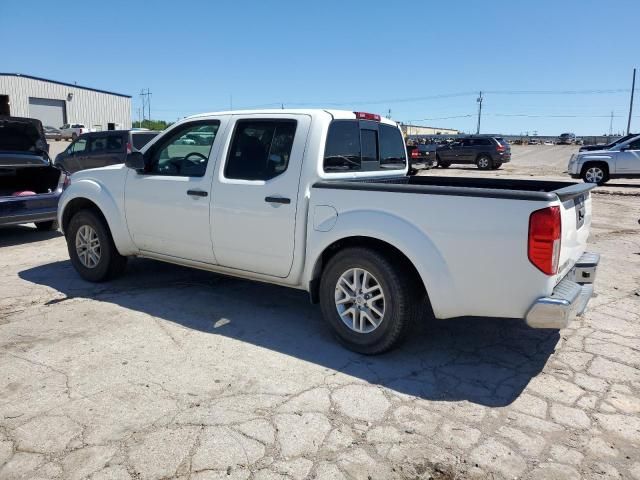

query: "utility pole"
xmin=139 ymin=89 xmax=152 ymax=124
xmin=627 ymin=68 xmax=636 ymax=135
xmin=387 ymin=108 xmax=392 ymax=119
xmin=609 ymin=111 xmax=614 ymax=136
xmin=476 ymin=91 xmax=483 ymax=134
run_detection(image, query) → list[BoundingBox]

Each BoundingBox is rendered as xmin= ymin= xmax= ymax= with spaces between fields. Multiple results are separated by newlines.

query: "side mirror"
xmin=125 ymin=151 xmax=145 ymax=170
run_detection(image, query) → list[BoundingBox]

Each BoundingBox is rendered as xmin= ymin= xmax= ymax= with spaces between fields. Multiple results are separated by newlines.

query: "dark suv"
xmin=436 ymin=136 xmax=511 ymax=170
xmin=54 ymin=130 xmax=159 ymax=173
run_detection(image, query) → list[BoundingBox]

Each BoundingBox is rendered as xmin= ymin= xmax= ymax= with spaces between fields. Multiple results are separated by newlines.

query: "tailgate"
xmin=556 ymin=185 xmax=595 ymax=280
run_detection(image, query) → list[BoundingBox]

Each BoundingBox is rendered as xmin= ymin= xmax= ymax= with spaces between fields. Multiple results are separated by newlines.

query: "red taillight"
xmin=126 ymin=142 xmax=132 ymax=154
xmin=528 ymin=206 xmax=561 ymax=275
xmin=411 ymin=150 xmax=419 ymax=158
xmin=496 ymin=144 xmax=506 ymax=152
xmin=354 ymin=112 xmax=381 ymax=121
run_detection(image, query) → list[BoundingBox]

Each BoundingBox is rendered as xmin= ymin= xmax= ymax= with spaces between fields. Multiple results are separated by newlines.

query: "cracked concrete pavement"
xmin=1 ymin=145 xmax=640 ymax=479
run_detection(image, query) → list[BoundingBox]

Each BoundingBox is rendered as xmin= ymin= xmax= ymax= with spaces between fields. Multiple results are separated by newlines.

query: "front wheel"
xmin=582 ymin=165 xmax=608 ymax=185
xmin=319 ymin=247 xmax=421 ymax=354
xmin=66 ymin=210 xmax=127 ymax=282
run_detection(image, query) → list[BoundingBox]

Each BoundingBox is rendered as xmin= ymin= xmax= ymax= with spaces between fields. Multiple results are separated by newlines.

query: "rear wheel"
xmin=35 ymin=220 xmax=56 ymax=231
xmin=319 ymin=247 xmax=421 ymax=354
xmin=66 ymin=210 xmax=127 ymax=282
xmin=476 ymin=155 xmax=492 ymax=170
xmin=71 ymin=133 xmax=78 ymax=141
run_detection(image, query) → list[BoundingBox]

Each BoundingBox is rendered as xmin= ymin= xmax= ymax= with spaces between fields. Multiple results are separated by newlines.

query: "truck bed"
xmin=314 ymin=175 xmax=595 ymax=202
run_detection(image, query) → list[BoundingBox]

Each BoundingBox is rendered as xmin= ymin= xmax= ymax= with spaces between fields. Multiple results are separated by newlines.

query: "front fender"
xmin=58 ymin=178 xmax=137 ymax=256
xmin=304 ymin=209 xmax=457 ymax=318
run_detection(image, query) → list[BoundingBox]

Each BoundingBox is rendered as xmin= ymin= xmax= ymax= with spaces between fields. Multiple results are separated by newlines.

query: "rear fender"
xmin=305 ymin=209 xmax=456 ymax=318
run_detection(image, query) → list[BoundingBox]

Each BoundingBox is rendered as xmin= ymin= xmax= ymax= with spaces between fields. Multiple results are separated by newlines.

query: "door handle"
xmin=265 ymin=196 xmax=290 ymax=204
xmin=187 ymin=190 xmax=208 ymax=197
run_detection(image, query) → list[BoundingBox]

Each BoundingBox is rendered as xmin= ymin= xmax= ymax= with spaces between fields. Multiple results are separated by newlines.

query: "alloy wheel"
xmin=334 ymin=268 xmax=386 ymax=333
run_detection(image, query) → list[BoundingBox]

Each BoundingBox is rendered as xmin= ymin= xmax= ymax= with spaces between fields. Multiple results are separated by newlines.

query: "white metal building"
xmin=0 ymin=73 xmax=131 ymax=130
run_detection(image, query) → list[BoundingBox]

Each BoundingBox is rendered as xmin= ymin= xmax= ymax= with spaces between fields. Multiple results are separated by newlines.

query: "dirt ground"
xmin=1 ymin=143 xmax=639 ymax=479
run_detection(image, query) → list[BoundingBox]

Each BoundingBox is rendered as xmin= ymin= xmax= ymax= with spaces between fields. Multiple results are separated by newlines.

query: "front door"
xmin=615 ymin=138 xmax=640 ymax=173
xmin=211 ymin=114 xmax=310 ymax=278
xmin=124 ymin=119 xmax=225 ymax=263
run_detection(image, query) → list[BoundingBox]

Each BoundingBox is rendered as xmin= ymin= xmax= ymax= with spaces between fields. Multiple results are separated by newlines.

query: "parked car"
xmin=1 ymin=116 xmax=69 ymax=230
xmin=528 ymin=139 xmax=540 ymax=145
xmin=60 ymin=123 xmax=90 ymax=141
xmin=435 ymin=135 xmax=511 ymax=169
xmin=544 ymin=141 xmax=554 ymax=146
xmin=579 ymin=133 xmax=638 ymax=152
xmin=406 ymin=144 xmax=437 ymax=174
xmin=44 ymin=125 xmax=62 ymax=141
xmin=558 ymin=133 xmax=576 ymax=145
xmin=54 ymin=130 xmax=159 ymax=173
xmin=58 ymin=109 xmax=598 ymax=354
xmin=568 ymin=134 xmax=640 ymax=184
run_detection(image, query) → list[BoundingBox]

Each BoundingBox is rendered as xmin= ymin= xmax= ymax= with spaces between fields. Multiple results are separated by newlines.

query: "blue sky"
xmin=1 ymin=0 xmax=638 ymax=135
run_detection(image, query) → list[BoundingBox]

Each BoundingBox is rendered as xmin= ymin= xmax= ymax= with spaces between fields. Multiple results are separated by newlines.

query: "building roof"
xmin=0 ymin=73 xmax=131 ymax=98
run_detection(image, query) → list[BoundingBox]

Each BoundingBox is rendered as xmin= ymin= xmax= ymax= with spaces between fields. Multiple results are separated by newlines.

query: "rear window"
xmin=72 ymin=124 xmax=84 ymax=128
xmin=495 ymin=137 xmax=509 ymax=145
xmin=323 ymin=120 xmax=406 ymax=172
xmin=132 ymin=132 xmax=158 ymax=150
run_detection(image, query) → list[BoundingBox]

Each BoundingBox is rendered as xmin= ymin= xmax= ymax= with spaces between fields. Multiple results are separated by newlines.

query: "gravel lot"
xmin=1 ymin=143 xmax=639 ymax=479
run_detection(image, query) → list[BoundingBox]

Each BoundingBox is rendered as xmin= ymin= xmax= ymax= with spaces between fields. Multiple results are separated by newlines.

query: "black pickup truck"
xmin=0 ymin=116 xmax=68 ymax=230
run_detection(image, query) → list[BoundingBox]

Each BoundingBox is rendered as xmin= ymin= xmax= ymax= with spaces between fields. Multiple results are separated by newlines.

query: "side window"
xmin=324 ymin=120 xmax=361 ymax=171
xmin=89 ymin=136 xmax=107 ymax=153
xmin=106 ymin=135 xmax=124 ymax=152
xmin=146 ymin=121 xmax=219 ymax=177
xmin=225 ymin=120 xmax=297 ymax=181
xmin=379 ymin=124 xmax=407 ymax=169
xmin=627 ymin=139 xmax=640 ymax=150
xmin=69 ymin=138 xmax=87 ymax=154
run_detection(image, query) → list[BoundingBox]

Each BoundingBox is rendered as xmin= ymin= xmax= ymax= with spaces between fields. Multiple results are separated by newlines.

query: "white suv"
xmin=60 ymin=123 xmax=89 ymax=141
xmin=568 ymin=134 xmax=640 ymax=184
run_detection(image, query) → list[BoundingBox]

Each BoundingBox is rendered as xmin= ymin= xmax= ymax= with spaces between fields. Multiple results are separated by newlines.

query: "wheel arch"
xmin=305 ymin=211 xmax=457 ymax=319
xmin=59 ymin=181 xmax=136 ymax=255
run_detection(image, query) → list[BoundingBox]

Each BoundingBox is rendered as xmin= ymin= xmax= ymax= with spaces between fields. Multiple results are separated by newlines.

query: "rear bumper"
xmin=525 ymin=252 xmax=599 ymax=329
xmin=0 ymin=192 xmax=61 ymax=226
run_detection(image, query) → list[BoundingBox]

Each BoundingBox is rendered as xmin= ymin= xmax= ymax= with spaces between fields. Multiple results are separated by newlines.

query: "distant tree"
xmin=134 ymin=119 xmax=173 ymax=131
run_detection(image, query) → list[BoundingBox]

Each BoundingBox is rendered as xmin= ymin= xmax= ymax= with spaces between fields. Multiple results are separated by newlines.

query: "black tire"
xmin=35 ymin=220 xmax=57 ymax=231
xmin=71 ymin=133 xmax=78 ymax=141
xmin=492 ymin=162 xmax=503 ymax=170
xmin=319 ymin=247 xmax=421 ymax=354
xmin=66 ymin=210 xmax=127 ymax=282
xmin=476 ymin=155 xmax=492 ymax=170
xmin=581 ymin=163 xmax=609 ymax=185
xmin=437 ymin=157 xmax=451 ymax=168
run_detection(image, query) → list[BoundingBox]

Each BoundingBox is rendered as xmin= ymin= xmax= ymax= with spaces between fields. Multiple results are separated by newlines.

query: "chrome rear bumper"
xmin=526 ymin=252 xmax=599 ymax=329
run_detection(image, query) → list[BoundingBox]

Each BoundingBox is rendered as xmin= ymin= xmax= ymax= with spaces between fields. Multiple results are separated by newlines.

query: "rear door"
xmin=211 ymin=114 xmax=310 ymax=278
xmin=85 ymin=134 xmax=124 ymax=169
xmin=615 ymin=137 xmax=640 ymax=173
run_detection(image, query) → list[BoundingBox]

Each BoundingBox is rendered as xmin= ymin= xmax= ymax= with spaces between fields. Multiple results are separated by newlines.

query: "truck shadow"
xmin=0 ymin=225 xmax=62 ymax=247
xmin=19 ymin=258 xmax=559 ymax=407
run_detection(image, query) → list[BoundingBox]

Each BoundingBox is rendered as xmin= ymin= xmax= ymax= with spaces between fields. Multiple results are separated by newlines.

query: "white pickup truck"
xmin=58 ymin=109 xmax=599 ymax=353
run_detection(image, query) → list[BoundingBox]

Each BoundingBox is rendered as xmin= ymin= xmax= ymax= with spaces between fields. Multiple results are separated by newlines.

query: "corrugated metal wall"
xmin=0 ymin=75 xmax=131 ymax=129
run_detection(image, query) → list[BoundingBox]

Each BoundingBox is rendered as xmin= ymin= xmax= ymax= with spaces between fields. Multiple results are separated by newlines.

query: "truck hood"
xmin=0 ymin=116 xmax=49 ymax=156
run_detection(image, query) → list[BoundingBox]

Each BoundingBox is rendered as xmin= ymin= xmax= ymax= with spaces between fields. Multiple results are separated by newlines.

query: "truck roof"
xmin=186 ymin=109 xmax=399 ymax=127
